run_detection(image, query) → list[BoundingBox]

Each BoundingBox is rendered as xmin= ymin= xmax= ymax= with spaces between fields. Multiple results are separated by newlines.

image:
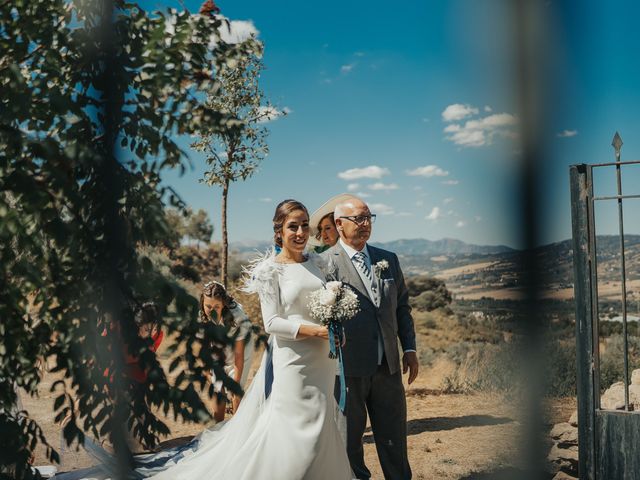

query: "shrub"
xmin=407 ymin=275 xmax=452 ymax=312
xmin=441 ymin=371 xmax=472 ymax=394
xmin=412 ymin=290 xmax=452 ymax=313
xmin=170 ymin=245 xmax=220 ymax=283
xmin=543 ymin=340 xmax=577 ymax=397
xmin=599 ymin=334 xmax=640 ymax=392
xmin=419 ymin=347 xmax=436 ymax=367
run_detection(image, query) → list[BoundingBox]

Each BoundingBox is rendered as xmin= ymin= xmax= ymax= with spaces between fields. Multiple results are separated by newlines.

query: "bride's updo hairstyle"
xmin=272 ymin=199 xmax=309 ymax=248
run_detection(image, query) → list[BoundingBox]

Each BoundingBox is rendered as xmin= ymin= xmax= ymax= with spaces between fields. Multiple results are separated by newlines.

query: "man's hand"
xmin=402 ymin=351 xmax=419 ymax=385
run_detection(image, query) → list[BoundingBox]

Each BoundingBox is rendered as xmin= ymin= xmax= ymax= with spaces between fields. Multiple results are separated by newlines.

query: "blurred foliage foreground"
xmin=0 ymin=1 xmax=260 ymax=477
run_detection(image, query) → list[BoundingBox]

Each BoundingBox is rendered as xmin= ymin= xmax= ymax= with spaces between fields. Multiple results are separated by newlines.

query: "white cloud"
xmin=466 ymin=113 xmax=517 ymax=129
xmin=338 ymin=165 xmax=390 ymax=180
xmin=354 ymin=51 xmax=365 ymax=57
xmin=422 ymin=118 xmax=430 ymax=123
xmin=456 ymin=220 xmax=466 ymax=228
xmin=442 ymin=103 xmax=479 ymax=122
xmin=259 ymin=197 xmax=272 ymax=203
xmin=166 ymin=15 xmax=258 ymax=50
xmin=425 ymin=207 xmax=441 ymax=221
xmin=369 ymin=203 xmax=394 ymax=215
xmin=443 ymin=111 xmax=518 ymax=148
xmin=256 ymin=105 xmax=289 ymax=123
xmin=475 ymin=216 xmax=482 ymax=222
xmin=355 ymin=191 xmax=371 ymax=198
xmin=442 ymin=180 xmax=459 ymax=185
xmin=416 ymin=200 xmax=424 ymax=207
xmin=484 ymin=105 xmax=493 ymax=112
xmin=447 ymin=129 xmax=485 ymax=147
xmin=347 ymin=183 xmax=360 ymax=192
xmin=443 ymin=197 xmax=454 ymax=205
xmin=219 ymin=19 xmax=259 ymax=44
xmin=341 ymin=64 xmax=354 ymax=74
xmin=406 ymin=165 xmax=449 ymax=177
xmin=413 ymin=186 xmax=423 ymax=191
xmin=557 ymin=129 xmax=578 ymax=138
xmin=368 ymin=182 xmax=398 ymax=191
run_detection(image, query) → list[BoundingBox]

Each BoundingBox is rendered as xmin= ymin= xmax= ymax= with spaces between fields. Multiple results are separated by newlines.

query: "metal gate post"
xmin=570 ymin=164 xmax=597 ymax=480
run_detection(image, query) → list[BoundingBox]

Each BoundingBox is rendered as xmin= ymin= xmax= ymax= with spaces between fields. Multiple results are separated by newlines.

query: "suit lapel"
xmin=332 ymin=244 xmax=374 ymax=304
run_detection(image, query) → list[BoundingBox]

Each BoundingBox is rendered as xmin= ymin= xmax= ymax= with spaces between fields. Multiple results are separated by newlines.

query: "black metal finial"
xmin=612 ymin=132 xmax=623 ymax=161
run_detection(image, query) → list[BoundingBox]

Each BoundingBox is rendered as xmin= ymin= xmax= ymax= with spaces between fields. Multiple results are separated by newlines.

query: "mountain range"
xmin=230 ymin=237 xmax=514 ymax=257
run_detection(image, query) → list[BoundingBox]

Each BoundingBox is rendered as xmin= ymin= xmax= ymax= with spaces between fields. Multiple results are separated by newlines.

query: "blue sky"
xmin=148 ymin=1 xmax=640 ymax=248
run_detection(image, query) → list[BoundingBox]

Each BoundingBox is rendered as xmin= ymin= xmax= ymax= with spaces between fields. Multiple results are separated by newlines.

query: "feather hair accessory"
xmin=241 ymin=248 xmax=283 ymax=300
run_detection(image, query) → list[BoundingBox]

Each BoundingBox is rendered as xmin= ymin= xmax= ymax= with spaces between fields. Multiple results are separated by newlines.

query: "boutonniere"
xmin=373 ymin=259 xmax=389 ymax=278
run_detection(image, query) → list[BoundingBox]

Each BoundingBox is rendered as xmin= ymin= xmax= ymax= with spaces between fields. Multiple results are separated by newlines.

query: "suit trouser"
xmin=341 ymin=362 xmax=411 ymax=480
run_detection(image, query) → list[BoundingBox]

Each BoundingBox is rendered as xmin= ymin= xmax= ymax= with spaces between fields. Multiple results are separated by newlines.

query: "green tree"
xmin=191 ymin=43 xmax=281 ymax=287
xmin=186 ymin=208 xmax=214 ymax=249
xmin=0 ymin=1 xmax=254 ymax=477
xmin=164 ymin=208 xmax=187 ymax=250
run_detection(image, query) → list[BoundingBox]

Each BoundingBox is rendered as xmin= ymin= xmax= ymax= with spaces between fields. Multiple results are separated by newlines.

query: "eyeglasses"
xmin=338 ymin=214 xmax=376 ymax=226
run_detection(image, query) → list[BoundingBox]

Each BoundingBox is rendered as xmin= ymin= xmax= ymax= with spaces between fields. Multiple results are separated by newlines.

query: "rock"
xmin=547 ymin=443 xmax=579 ymax=478
xmin=550 ymin=422 xmax=578 ymax=445
xmin=632 ymin=368 xmax=640 ymax=385
xmin=569 ymin=410 xmax=578 ymax=427
xmin=553 ymin=471 xmax=578 ymax=480
xmin=601 ymin=382 xmax=625 ymax=410
xmin=548 ymin=444 xmax=579 ymax=464
xmin=600 ymin=382 xmax=640 ymax=410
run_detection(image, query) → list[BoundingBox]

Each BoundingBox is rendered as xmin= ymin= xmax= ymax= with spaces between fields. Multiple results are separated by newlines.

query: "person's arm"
xmin=233 ymin=339 xmax=246 ymax=385
xmin=231 ymin=339 xmax=246 ymax=412
xmin=259 ymin=275 xmax=328 ymax=340
xmin=393 ymin=253 xmax=416 ymax=352
xmin=392 ymin=253 xmax=419 ymax=384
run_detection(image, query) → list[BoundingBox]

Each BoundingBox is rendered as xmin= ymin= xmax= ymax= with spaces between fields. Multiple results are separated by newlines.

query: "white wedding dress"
xmin=55 ymin=253 xmax=352 ymax=480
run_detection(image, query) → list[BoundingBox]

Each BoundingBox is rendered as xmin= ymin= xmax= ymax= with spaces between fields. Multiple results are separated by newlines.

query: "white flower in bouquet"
xmin=318 ymin=288 xmax=337 ymax=306
xmin=308 ymin=282 xmax=360 ymax=325
xmin=326 ymin=281 xmax=342 ymax=294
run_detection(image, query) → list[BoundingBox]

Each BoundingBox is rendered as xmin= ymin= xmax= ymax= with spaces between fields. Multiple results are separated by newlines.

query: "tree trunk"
xmin=221 ymin=178 xmax=229 ymax=288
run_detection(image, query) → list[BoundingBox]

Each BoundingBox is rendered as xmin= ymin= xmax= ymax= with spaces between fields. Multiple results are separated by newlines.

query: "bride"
xmin=55 ymin=199 xmax=352 ymax=480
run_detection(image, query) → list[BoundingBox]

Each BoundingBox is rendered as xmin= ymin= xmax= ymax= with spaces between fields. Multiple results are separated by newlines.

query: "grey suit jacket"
xmin=322 ymin=243 xmax=416 ymax=377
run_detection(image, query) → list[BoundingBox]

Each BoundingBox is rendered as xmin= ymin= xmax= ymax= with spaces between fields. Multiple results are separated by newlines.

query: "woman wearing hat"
xmin=309 ymin=193 xmax=355 ymax=253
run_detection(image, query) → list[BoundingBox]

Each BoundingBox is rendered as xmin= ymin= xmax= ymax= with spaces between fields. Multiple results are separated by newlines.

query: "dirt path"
xmin=25 ymin=355 xmax=571 ymax=479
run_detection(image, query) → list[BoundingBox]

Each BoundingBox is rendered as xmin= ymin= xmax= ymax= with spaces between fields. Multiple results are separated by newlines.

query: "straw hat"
xmin=308 ymin=193 xmax=360 ymax=247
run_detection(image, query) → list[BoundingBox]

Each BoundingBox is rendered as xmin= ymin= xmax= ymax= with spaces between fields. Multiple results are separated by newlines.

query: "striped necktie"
xmin=353 ymin=251 xmax=378 ymax=302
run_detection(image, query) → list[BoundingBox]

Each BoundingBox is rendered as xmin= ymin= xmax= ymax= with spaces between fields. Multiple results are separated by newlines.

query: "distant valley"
xmin=232 ymin=235 xmax=640 ymax=303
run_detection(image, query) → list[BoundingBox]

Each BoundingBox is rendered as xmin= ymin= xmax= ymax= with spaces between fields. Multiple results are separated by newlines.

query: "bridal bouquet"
xmin=308 ymin=281 xmax=360 ymax=358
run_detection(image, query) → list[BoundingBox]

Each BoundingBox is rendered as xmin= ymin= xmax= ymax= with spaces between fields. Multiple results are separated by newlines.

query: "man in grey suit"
xmin=323 ymin=196 xmax=418 ymax=480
